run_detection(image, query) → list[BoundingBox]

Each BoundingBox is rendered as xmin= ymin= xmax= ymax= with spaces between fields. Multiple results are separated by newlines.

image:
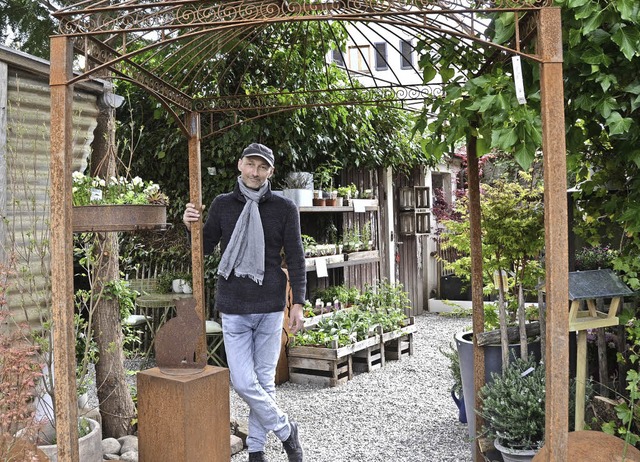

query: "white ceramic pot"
xmin=182 ymin=282 xmax=193 ymax=294
xmin=172 ymin=279 xmax=184 ymax=293
xmin=37 ymin=418 xmax=103 ymax=462
xmin=494 ymin=439 xmax=538 ymax=462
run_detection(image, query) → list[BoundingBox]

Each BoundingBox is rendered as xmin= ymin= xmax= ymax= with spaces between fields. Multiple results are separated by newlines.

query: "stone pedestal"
xmin=138 ymin=366 xmax=230 ymax=462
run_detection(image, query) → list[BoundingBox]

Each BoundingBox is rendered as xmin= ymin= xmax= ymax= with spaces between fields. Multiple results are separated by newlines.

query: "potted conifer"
xmin=477 ymin=356 xmax=545 ymax=462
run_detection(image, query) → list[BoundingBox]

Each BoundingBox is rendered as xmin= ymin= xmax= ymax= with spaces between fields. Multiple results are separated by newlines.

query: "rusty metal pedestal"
xmin=137 ymin=366 xmax=230 ymax=462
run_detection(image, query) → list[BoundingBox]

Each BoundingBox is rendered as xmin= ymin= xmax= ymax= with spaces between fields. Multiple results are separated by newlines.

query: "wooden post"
xmin=538 ymin=7 xmax=569 ymax=461
xmin=49 ymin=35 xmax=80 ymax=462
xmin=187 ymin=111 xmax=207 ymax=361
xmin=575 ymin=330 xmax=587 ymax=431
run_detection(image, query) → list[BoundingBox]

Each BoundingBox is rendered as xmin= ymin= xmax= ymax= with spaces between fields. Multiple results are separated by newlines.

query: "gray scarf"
xmin=217 ymin=177 xmax=269 ymax=285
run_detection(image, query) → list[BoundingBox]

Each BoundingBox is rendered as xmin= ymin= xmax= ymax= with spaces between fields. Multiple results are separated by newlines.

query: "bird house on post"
xmin=568 ymin=269 xmax=633 ymax=431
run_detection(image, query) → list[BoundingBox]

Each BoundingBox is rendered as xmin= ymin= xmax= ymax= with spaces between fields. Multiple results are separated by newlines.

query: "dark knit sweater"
xmin=202 ymin=182 xmax=307 ymax=315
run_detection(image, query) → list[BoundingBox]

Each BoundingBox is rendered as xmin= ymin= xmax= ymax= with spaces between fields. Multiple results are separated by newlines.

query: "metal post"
xmin=49 ymin=35 xmax=80 ymax=461
xmin=187 ymin=111 xmax=207 ymax=361
xmin=538 ymin=7 xmax=569 ymax=461
xmin=467 ymin=135 xmax=485 ymax=461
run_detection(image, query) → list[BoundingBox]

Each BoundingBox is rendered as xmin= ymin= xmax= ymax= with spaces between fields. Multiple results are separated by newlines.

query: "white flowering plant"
xmin=72 ymin=172 xmax=169 ymax=206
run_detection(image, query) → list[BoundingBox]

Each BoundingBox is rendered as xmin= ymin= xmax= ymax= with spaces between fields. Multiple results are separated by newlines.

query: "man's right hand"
xmin=183 ymin=203 xmax=203 ymax=231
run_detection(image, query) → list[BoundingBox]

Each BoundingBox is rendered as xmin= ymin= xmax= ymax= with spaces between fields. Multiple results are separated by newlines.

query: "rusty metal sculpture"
xmin=154 ymin=297 xmax=207 ymax=373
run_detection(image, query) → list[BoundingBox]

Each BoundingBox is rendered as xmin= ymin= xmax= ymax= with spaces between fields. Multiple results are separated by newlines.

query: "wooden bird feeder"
xmin=568 ymin=269 xmax=634 ymax=431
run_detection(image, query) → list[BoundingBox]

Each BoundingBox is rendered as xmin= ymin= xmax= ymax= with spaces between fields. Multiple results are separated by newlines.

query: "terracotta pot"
xmin=313 ymin=198 xmax=326 ymax=206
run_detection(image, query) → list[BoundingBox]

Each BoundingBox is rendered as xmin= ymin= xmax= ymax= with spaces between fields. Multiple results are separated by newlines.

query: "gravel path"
xmin=230 ymin=313 xmax=473 ymax=462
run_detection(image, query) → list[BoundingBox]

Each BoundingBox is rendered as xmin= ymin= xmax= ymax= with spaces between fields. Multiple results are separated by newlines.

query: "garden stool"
xmin=206 ymin=320 xmax=226 ymax=367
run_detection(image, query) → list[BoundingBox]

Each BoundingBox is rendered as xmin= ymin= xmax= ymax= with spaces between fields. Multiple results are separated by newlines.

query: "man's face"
xmin=237 ymin=155 xmax=274 ymax=190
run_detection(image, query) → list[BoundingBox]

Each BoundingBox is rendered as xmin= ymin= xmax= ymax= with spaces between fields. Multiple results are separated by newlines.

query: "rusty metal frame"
xmin=49 ymin=1 xmax=567 ymax=461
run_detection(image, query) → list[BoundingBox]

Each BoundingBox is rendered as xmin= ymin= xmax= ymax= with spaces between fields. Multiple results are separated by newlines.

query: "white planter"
xmin=283 ymin=188 xmax=313 ymax=207
xmin=182 ymin=282 xmax=193 ymax=294
xmin=494 ymin=439 xmax=538 ymax=462
xmin=32 ymin=418 xmax=102 ymax=462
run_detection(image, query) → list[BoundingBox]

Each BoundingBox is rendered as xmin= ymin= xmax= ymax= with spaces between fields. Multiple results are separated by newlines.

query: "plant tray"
xmin=287 ymin=335 xmax=380 ymax=387
xmin=73 ymin=205 xmax=167 ymax=233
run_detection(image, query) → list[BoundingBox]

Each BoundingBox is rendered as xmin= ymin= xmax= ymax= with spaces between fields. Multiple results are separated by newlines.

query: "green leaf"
xmin=606 ymin=111 xmax=633 ymax=135
xmin=423 ymin=65 xmax=437 ymax=83
xmin=568 ymin=0 xmax=590 ymax=7
xmin=615 ymin=0 xmax=638 ymax=21
xmin=612 ymin=24 xmax=640 ymax=61
xmin=581 ymin=46 xmax=612 ymax=66
xmin=582 ymin=9 xmax=605 ymax=35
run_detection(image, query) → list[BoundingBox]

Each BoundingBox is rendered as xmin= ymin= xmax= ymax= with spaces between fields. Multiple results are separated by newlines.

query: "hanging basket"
xmin=73 ymin=204 xmax=167 ymax=233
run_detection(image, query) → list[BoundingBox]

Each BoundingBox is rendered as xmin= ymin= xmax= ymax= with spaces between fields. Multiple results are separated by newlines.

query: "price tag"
xmin=315 ymin=257 xmax=328 ymax=278
xmin=512 ymin=55 xmax=526 ymax=105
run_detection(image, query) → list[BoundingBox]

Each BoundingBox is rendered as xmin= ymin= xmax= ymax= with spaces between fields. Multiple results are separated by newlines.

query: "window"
xmin=348 ymin=45 xmax=370 ymax=72
xmin=400 ymin=39 xmax=413 ymax=69
xmin=332 ymin=49 xmax=345 ymax=67
xmin=374 ymin=43 xmax=388 ymax=71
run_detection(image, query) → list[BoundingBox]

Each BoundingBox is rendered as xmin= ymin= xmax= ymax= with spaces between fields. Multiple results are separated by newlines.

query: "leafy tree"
xmin=0 ymin=0 xmax=56 ymax=58
xmin=439 ymin=173 xmax=545 ymax=366
xmin=556 ymin=0 xmax=640 ymax=289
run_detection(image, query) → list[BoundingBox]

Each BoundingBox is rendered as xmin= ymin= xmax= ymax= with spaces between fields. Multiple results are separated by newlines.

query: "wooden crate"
xmin=382 ymin=317 xmax=417 ymax=361
xmin=352 ymin=342 xmax=385 ymax=373
xmin=288 ymin=335 xmax=380 ymax=387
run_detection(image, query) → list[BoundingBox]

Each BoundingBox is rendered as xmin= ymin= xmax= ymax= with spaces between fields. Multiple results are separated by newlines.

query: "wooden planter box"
xmin=382 ymin=317 xmax=417 ymax=361
xmin=73 ymin=205 xmax=167 ymax=233
xmin=288 ymin=334 xmax=380 ymax=387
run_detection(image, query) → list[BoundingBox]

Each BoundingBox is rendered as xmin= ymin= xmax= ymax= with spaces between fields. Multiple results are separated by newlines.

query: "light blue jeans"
xmin=221 ymin=311 xmax=291 ymax=453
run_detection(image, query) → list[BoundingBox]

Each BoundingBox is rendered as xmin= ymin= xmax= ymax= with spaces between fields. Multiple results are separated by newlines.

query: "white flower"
xmin=72 ymin=171 xmax=84 ymax=181
xmin=132 ymin=176 xmax=143 ymax=187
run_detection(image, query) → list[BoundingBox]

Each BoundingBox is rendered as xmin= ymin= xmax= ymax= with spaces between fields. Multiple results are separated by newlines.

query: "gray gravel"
xmin=230 ymin=312 xmax=473 ymax=462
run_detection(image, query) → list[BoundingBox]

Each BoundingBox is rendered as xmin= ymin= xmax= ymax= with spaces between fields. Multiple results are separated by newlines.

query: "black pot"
xmin=455 ymin=330 xmax=542 ymax=439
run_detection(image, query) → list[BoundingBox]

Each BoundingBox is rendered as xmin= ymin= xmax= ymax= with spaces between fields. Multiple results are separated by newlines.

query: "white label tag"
xmin=315 ymin=257 xmax=328 ymax=278
xmin=512 ymin=55 xmax=526 ymax=105
xmin=90 ymin=188 xmax=102 ymax=201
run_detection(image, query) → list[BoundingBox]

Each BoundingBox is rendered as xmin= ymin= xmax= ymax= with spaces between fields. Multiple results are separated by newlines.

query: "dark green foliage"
xmin=574 ymin=246 xmax=619 ymax=271
xmin=439 ymin=342 xmax=463 ymax=394
xmin=478 ymin=356 xmax=545 ymax=450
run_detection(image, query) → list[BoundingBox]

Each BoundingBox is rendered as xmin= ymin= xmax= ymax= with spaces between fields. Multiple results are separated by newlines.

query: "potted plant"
xmin=477 ymin=356 xmax=545 ymax=461
xmin=72 ymin=172 xmax=169 ymax=232
xmin=440 ymin=342 xmax=466 ymax=423
xmin=439 ymin=173 xmax=545 ymax=438
xmin=282 ymin=172 xmax=313 ymax=207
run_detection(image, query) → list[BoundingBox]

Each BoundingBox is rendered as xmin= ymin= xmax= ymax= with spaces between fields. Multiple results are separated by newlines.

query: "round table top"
xmin=135 ymin=293 xmax=192 ymax=308
xmin=532 ymin=431 xmax=640 ymax=462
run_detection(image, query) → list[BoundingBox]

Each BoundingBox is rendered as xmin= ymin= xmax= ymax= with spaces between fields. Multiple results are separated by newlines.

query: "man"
xmin=183 ymin=142 xmax=306 ymax=462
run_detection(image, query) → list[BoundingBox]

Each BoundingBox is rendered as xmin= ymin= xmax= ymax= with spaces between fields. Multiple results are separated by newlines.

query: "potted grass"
xmin=477 ymin=356 xmax=545 ymax=461
xmin=282 ymin=172 xmax=313 ymax=207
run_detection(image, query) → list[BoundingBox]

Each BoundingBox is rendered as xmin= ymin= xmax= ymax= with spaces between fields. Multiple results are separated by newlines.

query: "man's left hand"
xmin=288 ymin=303 xmax=305 ymax=335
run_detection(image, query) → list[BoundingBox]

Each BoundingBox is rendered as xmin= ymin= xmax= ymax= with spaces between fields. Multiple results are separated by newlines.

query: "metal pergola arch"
xmin=48 ymin=1 xmax=568 ymax=461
